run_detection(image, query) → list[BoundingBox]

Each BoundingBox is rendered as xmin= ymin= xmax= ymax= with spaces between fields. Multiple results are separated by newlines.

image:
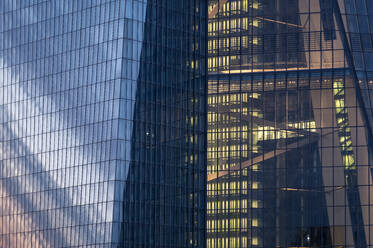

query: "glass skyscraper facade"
xmin=4 ymin=0 xmax=373 ymax=247
xmin=208 ymin=0 xmax=373 ymax=247
xmin=0 ymin=0 xmax=206 ymax=247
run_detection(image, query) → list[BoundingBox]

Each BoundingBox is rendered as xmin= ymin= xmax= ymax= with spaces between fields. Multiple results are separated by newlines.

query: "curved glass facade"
xmin=207 ymin=0 xmax=373 ymax=247
xmin=0 ymin=0 xmax=207 ymax=247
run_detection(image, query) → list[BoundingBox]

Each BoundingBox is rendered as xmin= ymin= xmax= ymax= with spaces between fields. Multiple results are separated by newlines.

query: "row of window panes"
xmin=207 ymin=237 xmax=258 ymax=247
xmin=207 ymin=218 xmax=259 ymax=231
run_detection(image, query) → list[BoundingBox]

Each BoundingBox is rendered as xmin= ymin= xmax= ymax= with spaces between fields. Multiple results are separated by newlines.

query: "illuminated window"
xmin=252 ymin=200 xmax=258 ymax=208
xmin=251 ymin=164 xmax=259 ymax=171
xmin=252 ymin=219 xmax=258 ymax=227
xmin=252 ymin=182 xmax=259 ymax=189
xmin=252 ymin=237 xmax=259 ymax=246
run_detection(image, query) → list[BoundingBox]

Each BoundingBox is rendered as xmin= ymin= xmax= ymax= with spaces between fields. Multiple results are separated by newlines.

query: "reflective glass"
xmin=207 ymin=0 xmax=373 ymax=247
xmin=0 ymin=0 xmax=207 ymax=247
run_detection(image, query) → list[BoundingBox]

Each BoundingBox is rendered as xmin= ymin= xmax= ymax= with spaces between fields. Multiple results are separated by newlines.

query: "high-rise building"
xmin=208 ymin=0 xmax=373 ymax=247
xmin=4 ymin=1 xmax=373 ymax=247
xmin=0 ymin=1 xmax=207 ymax=247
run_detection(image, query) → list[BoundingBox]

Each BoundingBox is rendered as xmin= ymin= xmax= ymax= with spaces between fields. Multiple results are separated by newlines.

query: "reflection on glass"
xmin=208 ymin=0 xmax=373 ymax=247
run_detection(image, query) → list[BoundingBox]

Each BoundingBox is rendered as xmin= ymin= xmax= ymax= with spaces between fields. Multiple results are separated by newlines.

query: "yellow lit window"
xmin=335 ymin=99 xmax=345 ymax=108
xmin=252 ymin=237 xmax=258 ymax=246
xmin=252 ymin=19 xmax=259 ymax=27
xmin=249 ymin=92 xmax=260 ymax=99
xmin=343 ymin=154 xmax=355 ymax=168
xmin=252 ymin=200 xmax=258 ymax=208
xmin=337 ymin=117 xmax=345 ymax=125
xmin=242 ymin=237 xmax=247 ymax=246
xmin=252 ymin=219 xmax=258 ymax=227
xmin=251 ymin=164 xmax=259 ymax=171
xmin=252 ymin=37 xmax=259 ymax=45
xmin=252 ymin=182 xmax=259 ymax=189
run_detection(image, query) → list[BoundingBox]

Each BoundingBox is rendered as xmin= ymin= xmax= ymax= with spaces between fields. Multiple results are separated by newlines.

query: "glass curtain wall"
xmin=0 ymin=1 xmax=207 ymax=247
xmin=120 ymin=0 xmax=207 ymax=247
xmin=207 ymin=0 xmax=373 ymax=247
